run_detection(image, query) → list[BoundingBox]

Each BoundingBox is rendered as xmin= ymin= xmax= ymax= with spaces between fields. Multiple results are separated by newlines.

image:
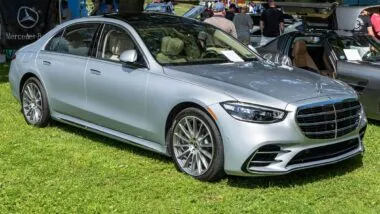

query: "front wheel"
xmin=168 ymin=108 xmax=225 ymax=181
xmin=21 ymin=77 xmax=50 ymax=127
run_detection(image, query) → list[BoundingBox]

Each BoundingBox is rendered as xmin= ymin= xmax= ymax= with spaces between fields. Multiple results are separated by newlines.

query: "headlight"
xmin=220 ymin=102 xmax=286 ymax=123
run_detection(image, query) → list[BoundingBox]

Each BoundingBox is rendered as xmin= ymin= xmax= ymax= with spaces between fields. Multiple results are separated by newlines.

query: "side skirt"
xmin=51 ymin=112 xmax=169 ymax=156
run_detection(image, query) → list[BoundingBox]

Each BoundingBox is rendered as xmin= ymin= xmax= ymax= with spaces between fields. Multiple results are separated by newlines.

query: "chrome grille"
xmin=296 ymin=100 xmax=361 ymax=139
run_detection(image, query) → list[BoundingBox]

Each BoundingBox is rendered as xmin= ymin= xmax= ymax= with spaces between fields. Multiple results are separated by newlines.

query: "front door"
xmin=85 ymin=24 xmax=150 ymax=138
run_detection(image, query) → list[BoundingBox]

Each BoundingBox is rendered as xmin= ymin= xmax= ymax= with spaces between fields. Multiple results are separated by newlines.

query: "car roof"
xmin=104 ymin=12 xmax=198 ymax=27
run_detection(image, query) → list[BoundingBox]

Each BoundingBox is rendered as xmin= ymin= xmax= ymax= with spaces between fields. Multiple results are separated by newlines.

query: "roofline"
xmin=251 ymin=1 xmax=338 ymax=9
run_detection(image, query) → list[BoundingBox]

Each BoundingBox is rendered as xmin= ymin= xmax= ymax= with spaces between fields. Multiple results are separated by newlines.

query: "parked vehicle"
xmin=9 ymin=13 xmax=367 ymax=181
xmin=144 ymin=3 xmax=174 ymax=14
xmin=258 ymin=4 xmax=380 ymax=121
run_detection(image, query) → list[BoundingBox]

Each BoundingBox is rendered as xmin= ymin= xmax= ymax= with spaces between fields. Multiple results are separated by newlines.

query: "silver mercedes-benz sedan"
xmin=9 ymin=13 xmax=367 ymax=181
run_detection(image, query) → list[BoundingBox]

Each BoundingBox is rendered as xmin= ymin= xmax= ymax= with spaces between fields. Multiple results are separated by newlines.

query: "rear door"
xmin=37 ymin=23 xmax=100 ymax=120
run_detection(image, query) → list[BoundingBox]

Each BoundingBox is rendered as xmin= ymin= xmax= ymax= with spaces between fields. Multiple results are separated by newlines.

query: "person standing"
xmin=90 ymin=0 xmax=114 ymax=15
xmin=371 ymin=13 xmax=380 ymax=40
xmin=225 ymin=3 xmax=236 ymax=21
xmin=233 ymin=6 xmax=253 ymax=45
xmin=355 ymin=10 xmax=373 ymax=34
xmin=61 ymin=1 xmax=71 ymax=22
xmin=204 ymin=2 xmax=237 ymax=38
xmin=260 ymin=0 xmax=284 ymax=46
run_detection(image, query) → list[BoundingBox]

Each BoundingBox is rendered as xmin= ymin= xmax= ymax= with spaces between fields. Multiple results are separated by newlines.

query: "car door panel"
xmin=85 ymin=60 xmax=149 ymax=138
xmin=84 ymin=24 xmax=150 ymax=138
xmin=337 ymin=60 xmax=380 ymax=118
xmin=36 ymin=23 xmax=100 ymax=120
xmin=37 ymin=51 xmax=88 ymax=119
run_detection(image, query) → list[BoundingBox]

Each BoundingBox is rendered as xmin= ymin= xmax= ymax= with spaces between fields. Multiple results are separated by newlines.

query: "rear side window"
xmin=45 ymin=30 xmax=64 ymax=52
xmin=45 ymin=23 xmax=99 ymax=57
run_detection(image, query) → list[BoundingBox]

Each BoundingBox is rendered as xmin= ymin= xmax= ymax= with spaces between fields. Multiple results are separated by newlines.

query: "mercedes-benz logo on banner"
xmin=17 ymin=6 xmax=39 ymax=29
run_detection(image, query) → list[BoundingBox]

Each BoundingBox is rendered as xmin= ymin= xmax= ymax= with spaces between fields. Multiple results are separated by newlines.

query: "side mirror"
xmin=248 ymin=45 xmax=258 ymax=54
xmin=120 ymin=50 xmax=138 ymax=63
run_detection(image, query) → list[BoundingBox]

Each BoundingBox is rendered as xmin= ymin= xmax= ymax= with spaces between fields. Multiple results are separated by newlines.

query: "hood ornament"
xmin=315 ymin=82 xmax=323 ymax=94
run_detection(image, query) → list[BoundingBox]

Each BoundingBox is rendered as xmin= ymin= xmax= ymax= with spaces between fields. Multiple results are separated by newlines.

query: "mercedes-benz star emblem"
xmin=315 ymin=82 xmax=323 ymax=94
xmin=17 ymin=6 xmax=39 ymax=29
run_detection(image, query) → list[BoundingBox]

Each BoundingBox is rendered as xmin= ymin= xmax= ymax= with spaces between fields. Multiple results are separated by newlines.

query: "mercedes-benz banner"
xmin=0 ymin=0 xmax=58 ymax=49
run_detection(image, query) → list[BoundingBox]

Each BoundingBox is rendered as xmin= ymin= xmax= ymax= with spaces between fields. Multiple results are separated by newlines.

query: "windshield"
xmin=132 ymin=18 xmax=257 ymax=65
xmin=329 ymin=35 xmax=380 ymax=62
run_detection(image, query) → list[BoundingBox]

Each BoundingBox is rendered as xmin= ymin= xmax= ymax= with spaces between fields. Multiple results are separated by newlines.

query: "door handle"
xmin=43 ymin=61 xmax=51 ymax=65
xmin=90 ymin=69 xmax=102 ymax=75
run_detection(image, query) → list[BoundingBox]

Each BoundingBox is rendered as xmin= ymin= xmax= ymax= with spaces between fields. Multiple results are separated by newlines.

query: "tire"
xmin=168 ymin=107 xmax=225 ymax=181
xmin=21 ymin=77 xmax=50 ymax=127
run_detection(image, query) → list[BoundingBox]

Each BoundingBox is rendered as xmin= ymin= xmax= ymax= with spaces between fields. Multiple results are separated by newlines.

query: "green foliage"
xmin=1 ymin=62 xmax=380 ymax=213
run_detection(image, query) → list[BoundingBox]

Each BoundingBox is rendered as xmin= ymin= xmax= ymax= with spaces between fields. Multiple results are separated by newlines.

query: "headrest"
xmin=160 ymin=36 xmax=184 ymax=56
xmin=292 ymin=40 xmax=307 ymax=56
xmin=109 ymin=31 xmax=135 ymax=56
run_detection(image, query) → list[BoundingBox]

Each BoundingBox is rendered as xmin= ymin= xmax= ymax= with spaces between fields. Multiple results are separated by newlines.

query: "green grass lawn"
xmin=175 ymin=3 xmax=194 ymax=16
xmin=1 ymin=62 xmax=380 ymax=213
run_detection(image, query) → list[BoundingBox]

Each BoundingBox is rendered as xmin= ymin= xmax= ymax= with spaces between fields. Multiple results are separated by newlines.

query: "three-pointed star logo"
xmin=17 ymin=6 xmax=39 ymax=29
xmin=315 ymin=82 xmax=323 ymax=95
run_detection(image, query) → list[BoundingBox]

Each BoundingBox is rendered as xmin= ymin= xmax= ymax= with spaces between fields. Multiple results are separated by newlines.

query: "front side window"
xmin=53 ymin=23 xmax=99 ymax=57
xmin=130 ymin=18 xmax=257 ymax=65
xmin=329 ymin=35 xmax=380 ymax=62
xmin=97 ymin=24 xmax=145 ymax=66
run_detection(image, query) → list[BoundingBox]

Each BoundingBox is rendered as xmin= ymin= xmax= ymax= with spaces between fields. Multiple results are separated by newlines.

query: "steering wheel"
xmin=201 ymin=49 xmax=219 ymax=58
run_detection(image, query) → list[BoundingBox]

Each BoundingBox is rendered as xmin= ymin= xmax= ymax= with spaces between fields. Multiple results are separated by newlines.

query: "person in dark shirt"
xmin=225 ymin=3 xmax=236 ymax=21
xmin=355 ymin=10 xmax=372 ymax=33
xmin=259 ymin=0 xmax=284 ymax=45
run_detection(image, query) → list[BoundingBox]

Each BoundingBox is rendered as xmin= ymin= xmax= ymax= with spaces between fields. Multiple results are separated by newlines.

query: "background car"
xmin=9 ymin=13 xmax=367 ymax=181
xmin=144 ymin=2 xmax=174 ymax=14
xmin=258 ymin=5 xmax=380 ymax=121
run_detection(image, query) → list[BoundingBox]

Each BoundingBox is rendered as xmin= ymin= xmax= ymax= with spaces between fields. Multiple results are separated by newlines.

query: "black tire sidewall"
xmin=168 ymin=107 xmax=225 ymax=181
xmin=21 ymin=77 xmax=50 ymax=127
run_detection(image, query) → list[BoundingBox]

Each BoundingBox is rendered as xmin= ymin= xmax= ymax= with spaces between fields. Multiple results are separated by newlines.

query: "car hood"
xmin=164 ymin=62 xmax=356 ymax=107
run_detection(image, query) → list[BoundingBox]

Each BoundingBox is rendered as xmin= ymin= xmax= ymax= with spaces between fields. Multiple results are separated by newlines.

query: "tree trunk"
xmin=119 ymin=0 xmax=145 ymax=13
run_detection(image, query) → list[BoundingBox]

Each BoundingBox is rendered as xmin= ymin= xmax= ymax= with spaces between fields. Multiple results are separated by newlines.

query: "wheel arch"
xmin=19 ymin=72 xmax=41 ymax=96
xmin=165 ymin=101 xmax=221 ymax=147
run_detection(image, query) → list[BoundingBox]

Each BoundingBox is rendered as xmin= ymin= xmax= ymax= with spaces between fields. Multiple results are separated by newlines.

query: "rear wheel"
xmin=168 ymin=108 xmax=225 ymax=181
xmin=21 ymin=77 xmax=50 ymax=127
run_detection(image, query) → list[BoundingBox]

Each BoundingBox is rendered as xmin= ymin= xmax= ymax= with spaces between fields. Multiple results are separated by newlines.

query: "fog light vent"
xmin=360 ymin=125 xmax=367 ymax=142
xmin=247 ymin=145 xmax=284 ymax=168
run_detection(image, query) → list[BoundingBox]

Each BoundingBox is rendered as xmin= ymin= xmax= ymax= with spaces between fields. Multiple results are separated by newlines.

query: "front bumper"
xmin=208 ymin=97 xmax=367 ymax=177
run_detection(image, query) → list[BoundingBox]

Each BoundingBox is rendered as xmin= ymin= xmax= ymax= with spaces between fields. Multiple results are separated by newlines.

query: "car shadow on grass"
xmin=368 ymin=119 xmax=380 ymax=126
xmin=50 ymin=121 xmax=172 ymax=164
xmin=226 ymin=155 xmax=363 ymax=188
xmin=50 ymin=121 xmax=365 ymax=187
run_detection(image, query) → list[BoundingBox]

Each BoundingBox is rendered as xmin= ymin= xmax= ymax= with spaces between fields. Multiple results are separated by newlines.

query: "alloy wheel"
xmin=172 ymin=116 xmax=214 ymax=176
xmin=22 ymin=82 xmax=43 ymax=125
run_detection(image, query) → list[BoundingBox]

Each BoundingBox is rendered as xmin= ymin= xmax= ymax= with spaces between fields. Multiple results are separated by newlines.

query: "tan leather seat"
xmin=108 ymin=31 xmax=135 ymax=61
xmin=321 ymin=52 xmax=337 ymax=79
xmin=292 ymin=40 xmax=320 ymax=73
